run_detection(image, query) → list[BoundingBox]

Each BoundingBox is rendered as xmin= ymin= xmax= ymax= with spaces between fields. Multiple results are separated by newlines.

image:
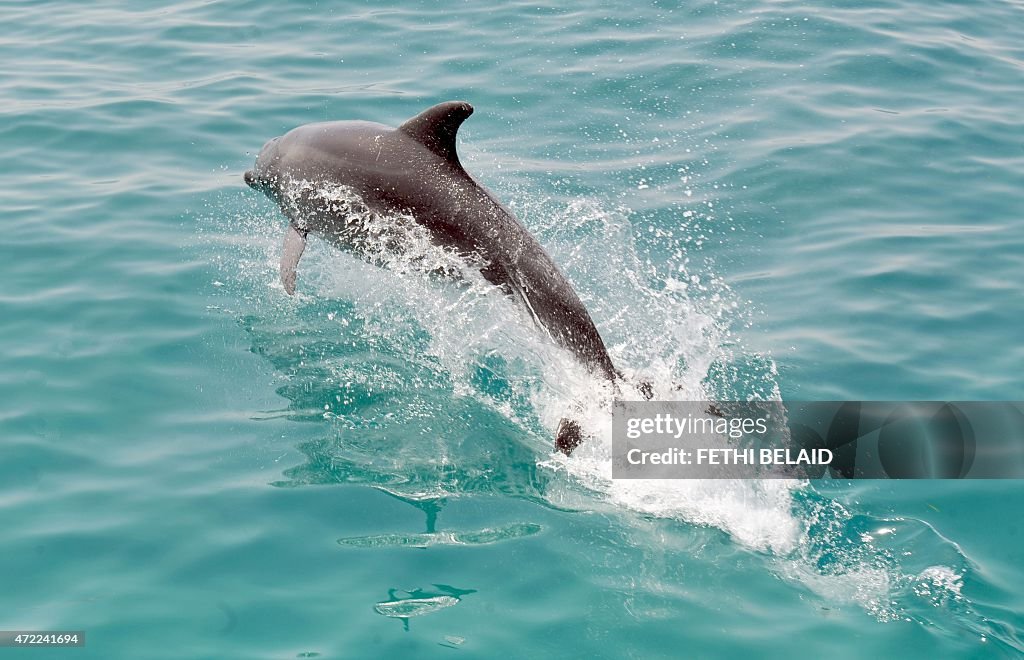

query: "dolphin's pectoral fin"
xmin=280 ymin=223 xmax=308 ymax=295
xmin=398 ymin=101 xmax=474 ymax=166
xmin=555 ymin=418 xmax=585 ymax=456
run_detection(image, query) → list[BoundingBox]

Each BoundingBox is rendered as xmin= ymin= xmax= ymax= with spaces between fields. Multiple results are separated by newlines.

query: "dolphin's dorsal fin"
xmin=398 ymin=101 xmax=473 ymax=166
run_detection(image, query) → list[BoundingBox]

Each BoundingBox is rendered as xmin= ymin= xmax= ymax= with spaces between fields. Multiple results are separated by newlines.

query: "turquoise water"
xmin=2 ymin=0 xmax=1023 ymax=657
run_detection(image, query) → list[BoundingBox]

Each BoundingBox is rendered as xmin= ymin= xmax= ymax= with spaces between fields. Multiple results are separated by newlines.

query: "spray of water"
xmin=202 ymin=173 xmax=990 ymax=639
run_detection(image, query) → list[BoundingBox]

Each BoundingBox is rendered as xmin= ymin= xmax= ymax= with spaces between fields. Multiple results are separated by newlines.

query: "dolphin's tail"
xmin=555 ymin=418 xmax=585 ymax=455
xmin=554 ymin=375 xmax=655 ymax=456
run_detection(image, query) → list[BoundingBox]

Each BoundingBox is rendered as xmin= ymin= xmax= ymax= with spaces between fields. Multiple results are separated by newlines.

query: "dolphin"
xmin=245 ymin=101 xmax=649 ymax=453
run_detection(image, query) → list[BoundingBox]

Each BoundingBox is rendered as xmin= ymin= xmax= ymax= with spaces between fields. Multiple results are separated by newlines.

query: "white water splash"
xmin=279 ymin=183 xmax=800 ymax=555
xmin=211 ymin=181 xmax=994 ymax=630
xmin=218 ymin=176 xmax=804 ymax=553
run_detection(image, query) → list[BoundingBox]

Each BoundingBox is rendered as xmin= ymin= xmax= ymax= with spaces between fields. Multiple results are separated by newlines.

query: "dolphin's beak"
xmin=245 ymin=170 xmax=280 ymax=203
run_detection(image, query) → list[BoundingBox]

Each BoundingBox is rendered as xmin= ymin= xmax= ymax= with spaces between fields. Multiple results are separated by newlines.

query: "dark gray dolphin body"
xmin=245 ymin=101 xmax=639 ymax=452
